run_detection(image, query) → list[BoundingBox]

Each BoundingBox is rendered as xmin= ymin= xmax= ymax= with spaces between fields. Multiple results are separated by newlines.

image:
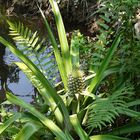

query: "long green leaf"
xmin=90 ymin=135 xmax=130 ymax=140
xmin=39 ymin=7 xmax=68 ymax=89
xmin=126 ymin=100 xmax=140 ymax=107
xmin=109 ymin=122 xmax=140 ymax=135
xmin=70 ymin=114 xmax=90 ymax=140
xmin=15 ymin=62 xmax=63 ymax=126
xmin=15 ymin=122 xmax=42 ymax=140
xmin=0 ymin=113 xmax=22 ymax=134
xmin=89 ymin=33 xmax=121 ymax=92
xmin=70 ymin=37 xmax=80 ymax=67
xmin=119 ymin=108 xmax=140 ymax=118
xmin=0 ymin=37 xmax=72 ymax=131
xmin=6 ymin=92 xmax=68 ymax=140
xmin=49 ymin=0 xmax=72 ymax=75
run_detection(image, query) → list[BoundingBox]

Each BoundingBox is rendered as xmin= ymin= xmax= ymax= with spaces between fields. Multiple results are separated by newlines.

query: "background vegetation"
xmin=0 ymin=0 xmax=140 ymax=140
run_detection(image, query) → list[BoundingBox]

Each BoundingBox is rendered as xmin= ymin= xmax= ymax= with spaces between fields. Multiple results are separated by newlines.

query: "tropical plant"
xmin=0 ymin=0 xmax=140 ymax=139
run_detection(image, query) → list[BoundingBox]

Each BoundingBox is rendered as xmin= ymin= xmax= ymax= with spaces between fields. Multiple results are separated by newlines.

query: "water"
xmin=0 ymin=47 xmax=34 ymax=103
xmin=8 ymin=71 xmax=34 ymax=103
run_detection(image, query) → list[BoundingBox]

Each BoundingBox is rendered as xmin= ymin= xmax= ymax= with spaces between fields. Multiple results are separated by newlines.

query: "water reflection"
xmin=8 ymin=71 xmax=34 ymax=103
xmin=0 ymin=43 xmax=34 ymax=103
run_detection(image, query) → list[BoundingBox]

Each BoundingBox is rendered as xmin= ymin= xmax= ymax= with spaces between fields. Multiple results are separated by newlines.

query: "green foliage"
xmin=6 ymin=91 xmax=68 ymax=140
xmin=88 ymin=33 xmax=121 ymax=92
xmin=49 ymin=0 xmax=72 ymax=76
xmin=14 ymin=122 xmax=42 ymax=140
xmin=87 ymin=83 xmax=134 ymax=130
xmin=90 ymin=13 xmax=111 ymax=72
xmin=0 ymin=113 xmax=22 ymax=135
xmin=39 ymin=5 xmax=68 ymax=89
xmin=110 ymin=121 xmax=140 ymax=136
xmin=90 ymin=135 xmax=130 ymax=140
xmin=7 ymin=20 xmax=60 ymax=86
xmin=70 ymin=31 xmax=92 ymax=74
xmin=70 ymin=114 xmax=90 ymax=140
xmin=0 ymin=0 xmax=140 ymax=139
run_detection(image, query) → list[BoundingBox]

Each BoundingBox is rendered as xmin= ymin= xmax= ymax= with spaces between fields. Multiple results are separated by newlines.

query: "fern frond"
xmin=8 ymin=21 xmax=43 ymax=51
xmin=90 ymin=10 xmax=115 ymax=73
xmin=86 ymin=83 xmax=134 ymax=130
xmin=8 ymin=21 xmax=60 ymax=86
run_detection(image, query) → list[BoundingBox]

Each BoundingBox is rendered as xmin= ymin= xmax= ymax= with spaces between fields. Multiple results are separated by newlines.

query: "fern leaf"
xmin=8 ymin=20 xmax=60 ymax=86
xmin=86 ymin=84 xmax=134 ymax=130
